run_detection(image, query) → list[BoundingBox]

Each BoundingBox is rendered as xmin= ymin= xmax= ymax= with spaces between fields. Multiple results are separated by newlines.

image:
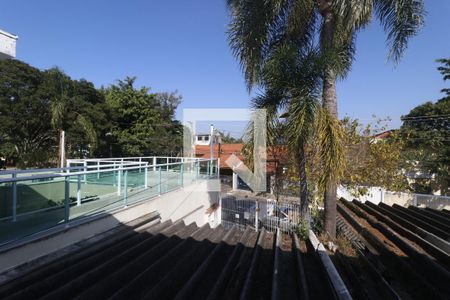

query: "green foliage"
xmin=103 ymin=77 xmax=183 ymax=157
xmin=0 ymin=60 xmax=183 ymax=167
xmin=340 ymin=117 xmax=408 ymax=193
xmin=227 ymin=0 xmax=425 ymax=88
xmin=227 ymin=0 xmax=425 ymax=237
xmin=310 ymin=205 xmax=324 ymax=233
xmin=45 ymin=67 xmax=109 ymax=158
xmin=0 ymin=60 xmax=55 ymax=167
xmin=296 ymin=219 xmax=310 ymax=241
xmin=400 ymin=59 xmax=450 ymax=195
xmin=217 ymin=131 xmax=242 ymax=144
xmin=436 ymin=58 xmax=450 ymax=95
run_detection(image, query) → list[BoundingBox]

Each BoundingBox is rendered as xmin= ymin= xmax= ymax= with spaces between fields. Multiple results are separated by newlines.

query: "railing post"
xmin=77 ymin=174 xmax=81 ymax=206
xmin=207 ymin=161 xmax=210 ymax=177
xmin=180 ymin=163 xmax=184 ymax=188
xmin=97 ymin=160 xmax=100 ymax=179
xmin=117 ymin=169 xmax=122 ymax=196
xmin=217 ymin=158 xmax=220 ymax=178
xmin=195 ymin=161 xmax=199 ymax=181
xmin=153 ymin=157 xmax=157 ymax=171
xmin=12 ymin=173 xmax=17 ymax=222
xmin=64 ymin=176 xmax=70 ymax=223
xmin=166 ymin=157 xmax=169 ymax=172
xmin=158 ymin=167 xmax=162 ymax=195
xmin=255 ymin=200 xmax=259 ymax=231
xmin=113 ymin=161 xmax=116 ymax=186
xmin=144 ymin=164 xmax=148 ymax=189
xmin=139 ymin=157 xmax=142 ymax=173
xmin=124 ymin=170 xmax=128 ymax=207
xmin=83 ymin=161 xmax=87 ymax=183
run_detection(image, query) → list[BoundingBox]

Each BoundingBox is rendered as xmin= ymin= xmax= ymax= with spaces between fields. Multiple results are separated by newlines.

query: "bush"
xmin=296 ymin=220 xmax=310 ymax=240
xmin=310 ymin=206 xmax=324 ymax=233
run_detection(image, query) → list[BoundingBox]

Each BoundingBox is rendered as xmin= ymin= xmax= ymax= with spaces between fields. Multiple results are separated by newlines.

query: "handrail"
xmin=0 ymin=158 xmax=217 ymax=183
xmin=0 ymin=157 xmax=210 ymax=180
xmin=0 ymin=156 xmax=220 ymax=245
xmin=0 ymin=161 xmax=146 ymax=176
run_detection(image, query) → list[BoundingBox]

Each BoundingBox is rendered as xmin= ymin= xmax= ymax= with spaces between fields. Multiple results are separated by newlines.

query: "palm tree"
xmin=47 ymin=68 xmax=97 ymax=167
xmin=227 ymin=0 xmax=425 ymax=237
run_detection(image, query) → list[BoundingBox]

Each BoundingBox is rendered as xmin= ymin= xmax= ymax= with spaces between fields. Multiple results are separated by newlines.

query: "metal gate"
xmin=220 ymin=196 xmax=302 ymax=233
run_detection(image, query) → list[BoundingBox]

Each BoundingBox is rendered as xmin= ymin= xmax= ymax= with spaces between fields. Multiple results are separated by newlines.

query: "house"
xmin=195 ymin=142 xmax=289 ymax=191
xmin=0 ymin=29 xmax=18 ymax=60
xmin=370 ymin=129 xmax=396 ymax=143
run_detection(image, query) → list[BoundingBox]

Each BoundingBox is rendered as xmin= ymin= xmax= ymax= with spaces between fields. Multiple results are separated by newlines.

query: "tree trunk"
xmin=320 ymin=4 xmax=338 ymax=238
xmin=59 ymin=130 xmax=66 ymax=168
xmin=299 ymin=144 xmax=309 ymax=220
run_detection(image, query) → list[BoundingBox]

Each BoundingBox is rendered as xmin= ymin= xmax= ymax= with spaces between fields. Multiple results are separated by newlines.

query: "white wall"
xmin=338 ymin=185 xmax=409 ymax=205
xmin=338 ymin=185 xmax=450 ymax=209
xmin=0 ymin=30 xmax=17 ymax=59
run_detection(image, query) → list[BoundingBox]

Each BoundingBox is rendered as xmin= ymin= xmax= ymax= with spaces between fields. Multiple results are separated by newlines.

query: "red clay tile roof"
xmin=195 ymin=143 xmax=289 ymax=174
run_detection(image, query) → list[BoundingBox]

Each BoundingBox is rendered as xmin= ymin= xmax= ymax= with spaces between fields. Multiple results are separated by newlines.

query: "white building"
xmin=0 ymin=29 xmax=18 ymax=60
xmin=194 ymin=133 xmax=221 ymax=146
xmin=194 ymin=134 xmax=211 ymax=146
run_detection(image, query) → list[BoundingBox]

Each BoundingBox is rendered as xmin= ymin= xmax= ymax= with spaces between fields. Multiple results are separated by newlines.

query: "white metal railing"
xmin=0 ymin=157 xmax=219 ymax=245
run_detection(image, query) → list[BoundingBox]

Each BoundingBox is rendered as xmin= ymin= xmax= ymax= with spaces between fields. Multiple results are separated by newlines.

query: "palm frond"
xmin=226 ymin=0 xmax=316 ymax=90
xmin=317 ymin=108 xmax=346 ymax=191
xmin=334 ymin=0 xmax=373 ymax=31
xmin=374 ymin=0 xmax=425 ymax=62
xmin=286 ymin=95 xmax=319 ymax=153
xmin=76 ymin=114 xmax=98 ymax=150
xmin=50 ymin=100 xmax=65 ymax=130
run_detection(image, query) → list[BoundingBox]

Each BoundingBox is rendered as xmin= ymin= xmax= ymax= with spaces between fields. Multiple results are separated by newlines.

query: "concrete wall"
xmin=338 ymin=185 xmax=450 ymax=209
xmin=0 ymin=178 xmax=220 ymax=273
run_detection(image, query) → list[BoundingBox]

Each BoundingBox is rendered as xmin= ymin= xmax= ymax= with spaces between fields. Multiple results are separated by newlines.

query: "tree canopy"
xmin=0 ymin=60 xmax=183 ymax=167
xmin=227 ymin=0 xmax=425 ymax=238
xmin=103 ymin=77 xmax=183 ymax=157
xmin=401 ymin=59 xmax=450 ymax=195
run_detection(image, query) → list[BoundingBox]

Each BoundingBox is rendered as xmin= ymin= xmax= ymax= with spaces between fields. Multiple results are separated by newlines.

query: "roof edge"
xmin=0 ymin=29 xmax=18 ymax=40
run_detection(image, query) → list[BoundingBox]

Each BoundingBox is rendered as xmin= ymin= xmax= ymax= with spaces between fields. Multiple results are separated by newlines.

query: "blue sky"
xmin=1 ymin=1 xmax=449 ymax=135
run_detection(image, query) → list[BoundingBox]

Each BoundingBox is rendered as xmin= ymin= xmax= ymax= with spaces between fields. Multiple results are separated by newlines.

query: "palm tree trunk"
xmin=320 ymin=4 xmax=338 ymax=238
xmin=299 ymin=143 xmax=309 ymax=220
xmin=59 ymin=130 xmax=66 ymax=168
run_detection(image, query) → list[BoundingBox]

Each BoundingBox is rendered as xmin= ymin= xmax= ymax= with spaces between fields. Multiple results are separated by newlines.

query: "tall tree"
xmin=103 ymin=77 xmax=183 ymax=157
xmin=227 ymin=0 xmax=424 ymax=237
xmin=45 ymin=68 xmax=104 ymax=166
xmin=401 ymin=59 xmax=450 ymax=195
xmin=243 ymin=46 xmax=323 ymax=219
xmin=0 ymin=60 xmax=54 ymax=167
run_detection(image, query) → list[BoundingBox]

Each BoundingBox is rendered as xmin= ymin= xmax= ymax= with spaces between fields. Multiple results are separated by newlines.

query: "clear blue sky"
xmin=1 ymin=0 xmax=449 ymax=134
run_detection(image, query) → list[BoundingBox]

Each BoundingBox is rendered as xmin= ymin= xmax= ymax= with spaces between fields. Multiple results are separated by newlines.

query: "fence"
xmin=221 ymin=196 xmax=302 ymax=233
xmin=0 ymin=157 xmax=219 ymax=245
xmin=337 ymin=185 xmax=450 ymax=210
